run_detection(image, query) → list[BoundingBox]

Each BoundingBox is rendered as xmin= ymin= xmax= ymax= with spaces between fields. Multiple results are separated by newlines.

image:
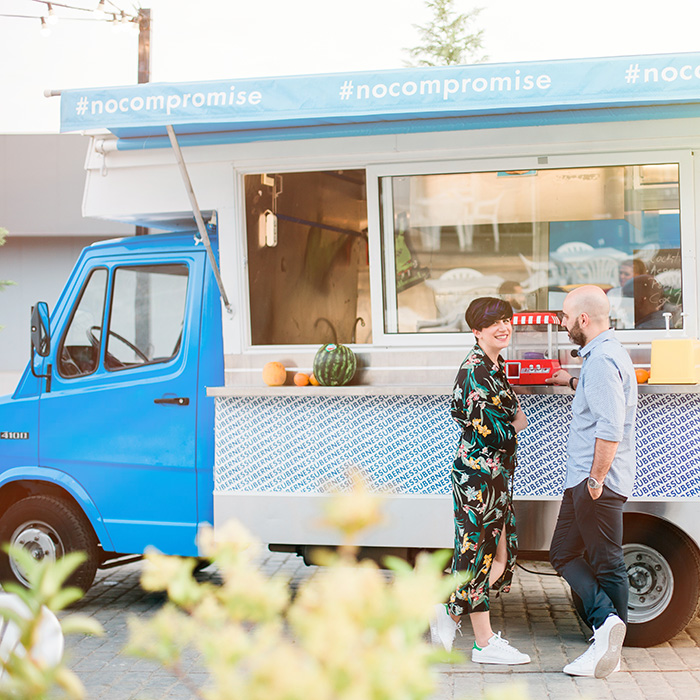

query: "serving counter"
xmin=207 ymin=382 xmax=700 ymax=500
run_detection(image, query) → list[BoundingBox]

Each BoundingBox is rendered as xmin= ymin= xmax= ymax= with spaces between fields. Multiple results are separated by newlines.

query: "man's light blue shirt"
xmin=564 ymin=329 xmax=638 ymax=498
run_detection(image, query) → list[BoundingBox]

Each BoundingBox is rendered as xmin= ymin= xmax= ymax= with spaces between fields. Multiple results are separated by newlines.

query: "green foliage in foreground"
xmin=128 ymin=480 xmax=465 ymax=700
xmin=0 ymin=547 xmax=103 ymax=700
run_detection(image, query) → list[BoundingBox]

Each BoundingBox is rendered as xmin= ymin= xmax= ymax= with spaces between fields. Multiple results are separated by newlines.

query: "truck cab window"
xmin=105 ymin=264 xmax=189 ymax=371
xmin=57 ymin=268 xmax=108 ymax=378
xmin=245 ymin=170 xmax=371 ymax=346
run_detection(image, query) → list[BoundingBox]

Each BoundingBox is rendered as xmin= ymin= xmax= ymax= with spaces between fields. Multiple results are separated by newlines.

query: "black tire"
xmin=622 ymin=518 xmax=700 ymax=647
xmin=0 ymin=494 xmax=99 ymax=594
xmin=193 ymin=558 xmax=211 ymax=574
xmin=570 ymin=517 xmax=700 ymax=647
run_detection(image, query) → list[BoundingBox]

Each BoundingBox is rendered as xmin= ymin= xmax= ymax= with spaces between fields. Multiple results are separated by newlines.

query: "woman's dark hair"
xmin=465 ymin=297 xmax=513 ymax=332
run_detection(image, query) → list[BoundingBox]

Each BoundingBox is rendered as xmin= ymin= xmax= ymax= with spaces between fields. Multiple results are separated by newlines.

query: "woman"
xmin=430 ymin=297 xmax=530 ymax=665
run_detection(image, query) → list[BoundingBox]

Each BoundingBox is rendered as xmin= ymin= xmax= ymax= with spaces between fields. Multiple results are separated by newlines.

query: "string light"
xmin=0 ymin=1 xmax=147 ymax=36
xmin=46 ymin=3 xmax=58 ymax=25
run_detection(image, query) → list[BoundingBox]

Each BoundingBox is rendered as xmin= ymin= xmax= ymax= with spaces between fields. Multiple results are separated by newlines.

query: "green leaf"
xmin=39 ymin=552 xmax=86 ymax=600
xmin=54 ymin=666 xmax=86 ymax=699
xmin=48 ymin=586 xmax=84 ymax=612
xmin=61 ymin=614 xmax=104 ymax=637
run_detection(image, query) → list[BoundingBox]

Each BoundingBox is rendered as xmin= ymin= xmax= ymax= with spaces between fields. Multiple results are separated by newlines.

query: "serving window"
xmin=244 ymin=170 xmax=371 ymax=346
xmin=379 ymin=163 xmax=683 ymax=336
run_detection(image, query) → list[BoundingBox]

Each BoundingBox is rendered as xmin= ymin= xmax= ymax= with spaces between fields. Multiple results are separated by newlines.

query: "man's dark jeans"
xmin=549 ymin=479 xmax=628 ymax=630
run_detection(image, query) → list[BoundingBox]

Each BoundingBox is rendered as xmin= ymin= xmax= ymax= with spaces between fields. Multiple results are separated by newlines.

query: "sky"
xmin=2 ymin=0 xmax=700 ymax=133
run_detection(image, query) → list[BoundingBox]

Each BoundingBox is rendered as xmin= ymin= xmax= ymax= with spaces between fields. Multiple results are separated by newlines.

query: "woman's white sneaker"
xmin=471 ymin=632 xmax=530 ymax=665
xmin=429 ymin=604 xmax=461 ymax=652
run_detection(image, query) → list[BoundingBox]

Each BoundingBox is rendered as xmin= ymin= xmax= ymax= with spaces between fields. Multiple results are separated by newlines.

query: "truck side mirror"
xmin=31 ymin=302 xmax=51 ymax=358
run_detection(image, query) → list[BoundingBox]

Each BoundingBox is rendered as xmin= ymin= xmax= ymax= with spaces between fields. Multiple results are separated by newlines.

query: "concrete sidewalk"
xmin=63 ymin=554 xmax=700 ymax=700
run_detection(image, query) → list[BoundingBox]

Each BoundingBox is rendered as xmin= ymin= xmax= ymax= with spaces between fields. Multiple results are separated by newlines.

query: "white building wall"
xmin=0 ymin=134 xmax=133 ymax=394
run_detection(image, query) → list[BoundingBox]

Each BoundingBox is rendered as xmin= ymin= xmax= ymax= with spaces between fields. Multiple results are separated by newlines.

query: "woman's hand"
xmin=512 ymin=406 xmax=528 ymax=433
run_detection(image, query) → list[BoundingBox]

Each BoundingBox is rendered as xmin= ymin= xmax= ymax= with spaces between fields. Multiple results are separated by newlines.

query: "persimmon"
xmin=294 ymin=372 xmax=310 ymax=386
xmin=262 ymin=361 xmax=287 ymax=386
xmin=635 ymin=368 xmax=650 ymax=384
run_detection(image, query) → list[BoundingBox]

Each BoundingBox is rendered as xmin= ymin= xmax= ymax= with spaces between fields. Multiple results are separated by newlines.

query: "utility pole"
xmin=134 ymin=8 xmax=152 ymax=355
xmin=135 ymin=8 xmax=150 ymax=238
xmin=137 ymin=8 xmax=151 ymax=85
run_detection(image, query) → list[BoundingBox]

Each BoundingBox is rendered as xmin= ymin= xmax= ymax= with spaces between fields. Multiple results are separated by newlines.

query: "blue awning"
xmin=59 ymin=52 xmax=700 ymax=149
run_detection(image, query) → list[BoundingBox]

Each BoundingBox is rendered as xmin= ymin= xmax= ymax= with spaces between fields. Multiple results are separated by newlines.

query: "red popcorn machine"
xmin=505 ymin=311 xmax=562 ymax=385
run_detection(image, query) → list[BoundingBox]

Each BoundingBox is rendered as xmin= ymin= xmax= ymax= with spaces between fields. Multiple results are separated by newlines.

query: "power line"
xmin=1 ymin=0 xmax=146 ymax=35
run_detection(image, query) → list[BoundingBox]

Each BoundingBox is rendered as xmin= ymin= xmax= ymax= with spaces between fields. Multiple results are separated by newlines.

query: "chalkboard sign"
xmin=636 ymin=247 xmax=682 ymax=307
xmin=642 ymin=248 xmax=681 ymax=276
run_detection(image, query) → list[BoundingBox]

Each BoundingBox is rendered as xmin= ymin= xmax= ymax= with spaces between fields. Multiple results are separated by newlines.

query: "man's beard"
xmin=567 ymin=319 xmax=586 ymax=347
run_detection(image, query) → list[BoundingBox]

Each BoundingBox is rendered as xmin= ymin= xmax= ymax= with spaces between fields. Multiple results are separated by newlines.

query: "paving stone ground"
xmin=61 ymin=554 xmax=700 ymax=700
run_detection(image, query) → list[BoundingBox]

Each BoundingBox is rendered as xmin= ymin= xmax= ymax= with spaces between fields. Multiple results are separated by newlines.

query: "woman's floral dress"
xmin=448 ymin=343 xmax=519 ymax=616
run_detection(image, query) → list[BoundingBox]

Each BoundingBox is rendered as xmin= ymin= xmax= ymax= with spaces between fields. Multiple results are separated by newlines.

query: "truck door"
xmin=38 ymin=254 xmax=205 ymax=556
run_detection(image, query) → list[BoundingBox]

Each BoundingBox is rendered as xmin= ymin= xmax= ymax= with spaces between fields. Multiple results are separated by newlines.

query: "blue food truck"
xmin=1 ymin=52 xmax=700 ymax=647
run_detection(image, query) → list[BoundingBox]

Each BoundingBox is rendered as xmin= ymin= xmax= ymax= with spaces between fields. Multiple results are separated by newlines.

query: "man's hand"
xmin=588 ymin=485 xmax=603 ymax=500
xmin=545 ymin=369 xmax=572 ymax=386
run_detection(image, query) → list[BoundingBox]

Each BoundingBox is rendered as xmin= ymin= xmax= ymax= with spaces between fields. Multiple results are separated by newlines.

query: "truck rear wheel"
xmin=571 ymin=517 xmax=700 ymax=647
xmin=0 ymin=495 xmax=99 ymax=594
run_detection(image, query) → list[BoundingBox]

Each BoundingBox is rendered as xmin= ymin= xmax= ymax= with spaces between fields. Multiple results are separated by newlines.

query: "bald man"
xmin=546 ymin=286 xmax=638 ymax=678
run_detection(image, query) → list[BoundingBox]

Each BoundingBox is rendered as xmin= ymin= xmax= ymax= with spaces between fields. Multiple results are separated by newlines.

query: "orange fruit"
xmin=294 ymin=372 xmax=310 ymax=386
xmin=309 ymin=373 xmax=320 ymax=386
xmin=635 ymin=368 xmax=650 ymax=384
xmin=262 ymin=361 xmax=287 ymax=386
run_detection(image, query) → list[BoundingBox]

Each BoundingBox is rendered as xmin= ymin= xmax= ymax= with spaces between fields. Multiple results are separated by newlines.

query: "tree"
xmin=405 ymin=0 xmax=487 ymax=67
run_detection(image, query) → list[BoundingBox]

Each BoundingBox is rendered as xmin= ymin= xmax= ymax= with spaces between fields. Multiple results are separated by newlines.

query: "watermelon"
xmin=312 ymin=343 xmax=357 ymax=386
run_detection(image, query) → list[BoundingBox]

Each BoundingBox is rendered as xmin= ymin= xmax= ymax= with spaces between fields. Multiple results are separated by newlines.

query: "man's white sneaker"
xmin=471 ymin=632 xmax=530 ymax=665
xmin=563 ymin=641 xmax=621 ymax=676
xmin=593 ymin=614 xmax=626 ymax=679
xmin=429 ymin=604 xmax=461 ymax=652
xmin=563 ymin=641 xmax=597 ymax=676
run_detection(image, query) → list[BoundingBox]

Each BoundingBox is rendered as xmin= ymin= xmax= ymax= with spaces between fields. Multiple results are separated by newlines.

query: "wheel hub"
xmin=624 ymin=543 xmax=673 ymax=624
xmin=9 ymin=523 xmax=62 ymax=586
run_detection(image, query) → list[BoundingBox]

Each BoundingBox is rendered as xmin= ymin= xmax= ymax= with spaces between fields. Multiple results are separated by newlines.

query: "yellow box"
xmin=648 ymin=338 xmax=700 ymax=384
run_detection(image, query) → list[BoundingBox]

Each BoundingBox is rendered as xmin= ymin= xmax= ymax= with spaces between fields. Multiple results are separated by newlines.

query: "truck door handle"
xmin=154 ymin=396 xmax=190 ymax=406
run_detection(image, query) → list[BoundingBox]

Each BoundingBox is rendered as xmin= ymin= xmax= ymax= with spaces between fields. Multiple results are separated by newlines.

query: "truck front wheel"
xmin=571 ymin=517 xmax=700 ymax=647
xmin=0 ymin=495 xmax=99 ymax=594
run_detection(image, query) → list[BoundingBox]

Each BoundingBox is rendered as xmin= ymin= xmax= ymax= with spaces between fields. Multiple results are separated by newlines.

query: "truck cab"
xmin=0 ymin=231 xmax=222 ymax=591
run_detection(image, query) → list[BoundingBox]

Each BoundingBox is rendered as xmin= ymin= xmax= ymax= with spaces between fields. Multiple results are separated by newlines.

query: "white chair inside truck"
xmin=419 ymin=274 xmax=504 ymax=331
xmin=576 ymin=256 xmax=621 ymax=286
xmin=519 ymin=254 xmax=563 ymax=290
xmin=413 ymin=191 xmax=469 ymax=251
xmin=556 ymin=241 xmax=594 ymax=255
xmin=438 ymin=267 xmax=484 ymax=282
xmin=463 ymin=194 xmax=503 ymax=253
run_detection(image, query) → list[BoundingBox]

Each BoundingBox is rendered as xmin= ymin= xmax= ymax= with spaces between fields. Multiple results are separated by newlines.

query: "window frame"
xmin=103 ymin=262 xmax=191 ymax=373
xmin=236 ymin=165 xmax=376 ymax=353
xmin=366 ymin=149 xmax=697 ymax=347
xmin=56 ymin=267 xmax=109 ymax=380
